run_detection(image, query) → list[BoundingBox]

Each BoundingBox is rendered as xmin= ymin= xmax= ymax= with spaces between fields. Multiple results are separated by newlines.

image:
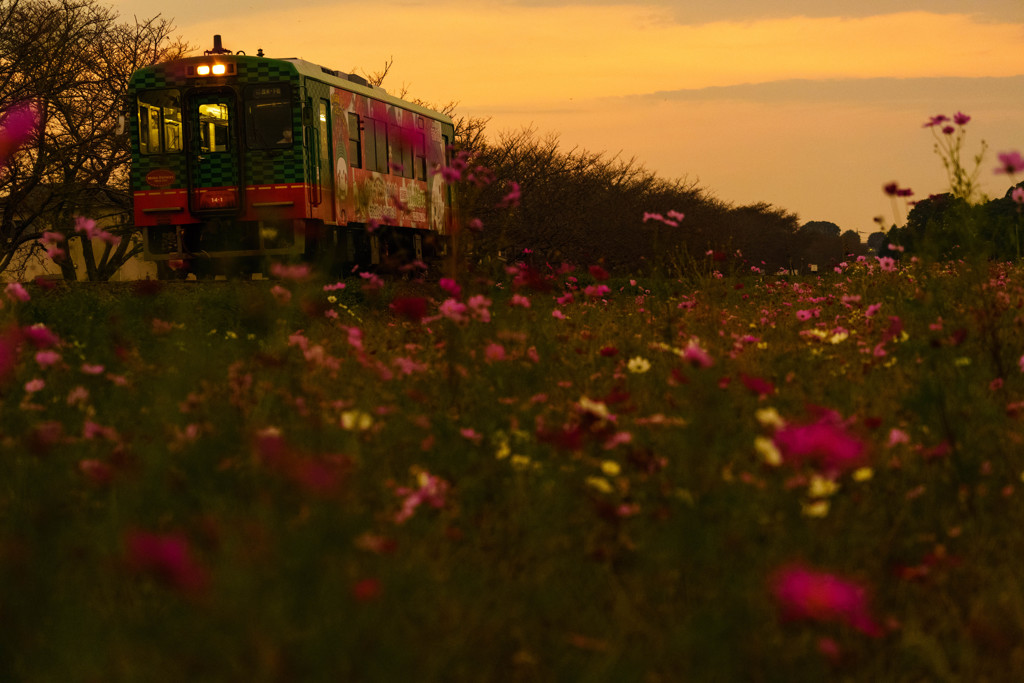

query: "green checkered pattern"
xmin=129 ymin=56 xmax=306 ymax=193
xmin=195 ymin=153 xmax=238 ymax=187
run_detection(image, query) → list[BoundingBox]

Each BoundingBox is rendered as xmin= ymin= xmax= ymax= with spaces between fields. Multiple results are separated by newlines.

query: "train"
xmin=127 ymin=36 xmax=457 ymax=278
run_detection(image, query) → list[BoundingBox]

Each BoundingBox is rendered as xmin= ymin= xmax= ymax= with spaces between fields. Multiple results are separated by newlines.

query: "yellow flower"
xmin=578 ymin=396 xmax=611 ymax=420
xmin=600 ymin=460 xmax=621 ymax=477
xmin=754 ymin=407 xmax=785 ymax=430
xmin=627 ymin=356 xmax=652 ymax=374
xmin=802 ymin=499 xmax=830 ymax=518
xmin=807 ymin=474 xmax=839 ymax=499
xmin=585 ymin=476 xmax=614 ymax=494
xmin=510 ymin=455 xmax=533 ymax=471
xmin=754 ymin=436 xmax=783 ymax=467
xmin=340 ymin=410 xmax=373 ymax=431
xmin=852 ymin=467 xmax=874 ymax=482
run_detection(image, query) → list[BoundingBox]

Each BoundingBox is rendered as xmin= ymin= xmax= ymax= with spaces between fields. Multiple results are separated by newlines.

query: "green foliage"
xmin=1 ymin=259 xmax=1024 ymax=681
xmin=458 ymin=127 xmax=848 ymax=275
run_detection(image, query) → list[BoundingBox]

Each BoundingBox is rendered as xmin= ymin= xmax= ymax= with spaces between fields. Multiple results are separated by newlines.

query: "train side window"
xmin=373 ymin=119 xmax=387 ymax=173
xmin=363 ymin=117 xmax=377 ymax=171
xmin=137 ymin=89 xmax=181 ymax=154
xmin=388 ymin=123 xmax=412 ymax=177
xmin=347 ymin=113 xmax=362 ymax=168
xmin=318 ymin=99 xmax=330 ymax=164
xmin=414 ymin=131 xmax=426 ymax=181
xmin=245 ymin=84 xmax=293 ymax=149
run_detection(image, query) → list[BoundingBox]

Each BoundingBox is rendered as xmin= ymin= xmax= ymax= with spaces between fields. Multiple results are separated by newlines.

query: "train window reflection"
xmin=198 ymin=102 xmax=230 ymax=153
xmin=137 ymin=89 xmax=182 ymax=155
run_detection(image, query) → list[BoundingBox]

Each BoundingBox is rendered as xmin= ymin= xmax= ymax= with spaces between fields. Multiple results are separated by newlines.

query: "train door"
xmin=317 ymin=98 xmax=334 ymax=221
xmin=187 ymin=89 xmax=242 ymax=213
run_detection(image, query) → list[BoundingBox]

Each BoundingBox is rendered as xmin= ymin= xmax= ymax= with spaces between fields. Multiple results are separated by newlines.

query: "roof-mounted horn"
xmin=205 ymin=35 xmax=232 ymax=55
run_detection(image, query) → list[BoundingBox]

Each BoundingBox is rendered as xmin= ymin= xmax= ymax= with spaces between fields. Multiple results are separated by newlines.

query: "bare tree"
xmin=0 ymin=0 xmax=190 ymax=280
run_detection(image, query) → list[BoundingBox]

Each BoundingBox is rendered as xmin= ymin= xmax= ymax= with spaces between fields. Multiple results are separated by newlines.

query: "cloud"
xmin=506 ymin=0 xmax=1023 ymax=24
xmin=638 ymin=76 xmax=1024 ymax=107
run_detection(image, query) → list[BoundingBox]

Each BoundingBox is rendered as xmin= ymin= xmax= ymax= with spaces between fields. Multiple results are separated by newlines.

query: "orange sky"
xmin=116 ymin=0 xmax=1024 ymax=236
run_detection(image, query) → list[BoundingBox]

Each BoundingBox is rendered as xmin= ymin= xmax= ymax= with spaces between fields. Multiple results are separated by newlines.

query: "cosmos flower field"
xmin=2 ymin=253 xmax=1024 ymax=682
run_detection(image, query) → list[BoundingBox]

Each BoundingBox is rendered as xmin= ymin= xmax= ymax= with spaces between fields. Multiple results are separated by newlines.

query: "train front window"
xmin=137 ymin=89 xmax=182 ymax=155
xmin=198 ymin=102 xmax=230 ymax=153
xmin=245 ymin=84 xmax=293 ymax=149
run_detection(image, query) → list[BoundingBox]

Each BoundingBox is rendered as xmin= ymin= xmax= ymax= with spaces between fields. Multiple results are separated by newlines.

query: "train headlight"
xmin=212 ymin=64 xmax=226 ymax=75
xmin=196 ymin=65 xmax=211 ymax=76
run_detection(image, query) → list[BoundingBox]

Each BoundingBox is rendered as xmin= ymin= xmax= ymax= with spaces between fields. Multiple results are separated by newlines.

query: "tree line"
xmin=0 ymin=0 xmax=189 ymax=281
xmin=873 ymin=186 xmax=1024 ymax=263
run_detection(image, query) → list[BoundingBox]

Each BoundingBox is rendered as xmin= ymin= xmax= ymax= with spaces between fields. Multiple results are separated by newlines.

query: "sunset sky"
xmin=114 ymin=0 xmax=1024 ymax=237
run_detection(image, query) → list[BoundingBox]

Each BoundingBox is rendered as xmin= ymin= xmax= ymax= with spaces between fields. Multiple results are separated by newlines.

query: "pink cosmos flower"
xmin=124 ymin=530 xmax=210 ymax=595
xmin=952 ymin=111 xmax=970 ymax=126
xmin=359 ymin=271 xmax=384 ymax=292
xmin=682 ymin=338 xmax=713 ymax=368
xmin=269 ymin=284 xmax=291 ymax=304
xmin=865 ymin=303 xmax=882 ymax=318
xmin=584 ymin=284 xmax=611 ymax=299
xmin=393 ymin=470 xmax=450 ymax=524
xmin=923 ymin=114 xmax=950 ymax=128
xmin=1013 ymin=187 xmax=1024 ymax=205
xmin=509 ymin=293 xmax=531 ymax=308
xmin=34 ymin=350 xmax=61 ymax=367
xmin=460 ymin=427 xmax=483 ymax=444
xmin=438 ymin=298 xmax=469 ymax=324
xmin=773 ymin=416 xmax=866 ymax=474
xmin=439 ymin=277 xmax=462 ymax=298
xmin=771 ymin=563 xmax=882 ymax=637
xmin=74 ymin=216 xmax=120 ymax=246
xmin=876 ymin=256 xmax=896 ymax=272
xmin=888 ymin=428 xmax=910 ymax=446
xmin=5 ymin=283 xmax=29 ymax=303
xmin=79 ymin=458 xmax=113 ymax=485
xmin=24 ymin=378 xmax=45 ymax=393
xmin=484 ymin=342 xmax=506 ymax=362
xmin=467 ymin=294 xmax=492 ymax=323
xmin=81 ymin=363 xmax=105 ymax=375
xmin=0 ymin=101 xmax=39 ymax=162
xmin=497 ymin=181 xmax=521 ymax=208
xmin=270 ymin=262 xmax=311 ymax=280
xmin=21 ymin=325 xmax=58 ymax=350
xmin=343 ymin=326 xmax=364 ymax=351
xmin=796 ymin=309 xmax=814 ymax=321
xmin=995 ymin=151 xmax=1024 ymax=175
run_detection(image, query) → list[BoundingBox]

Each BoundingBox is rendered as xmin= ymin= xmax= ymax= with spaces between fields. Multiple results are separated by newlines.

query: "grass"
xmin=2 ymin=256 xmax=1024 ymax=682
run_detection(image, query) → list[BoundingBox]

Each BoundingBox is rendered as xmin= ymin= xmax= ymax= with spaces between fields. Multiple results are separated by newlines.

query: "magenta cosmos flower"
xmin=771 ymin=563 xmax=883 ymax=636
xmin=772 ymin=416 xmax=866 ymax=473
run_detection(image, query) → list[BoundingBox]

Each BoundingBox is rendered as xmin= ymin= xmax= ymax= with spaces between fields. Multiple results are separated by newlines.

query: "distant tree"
xmin=839 ymin=229 xmax=865 ymax=257
xmin=866 ymin=231 xmax=887 ymax=254
xmin=980 ymin=181 xmax=1024 ymax=260
xmin=799 ymin=220 xmax=841 ymax=239
xmin=0 ymin=0 xmax=190 ymax=280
